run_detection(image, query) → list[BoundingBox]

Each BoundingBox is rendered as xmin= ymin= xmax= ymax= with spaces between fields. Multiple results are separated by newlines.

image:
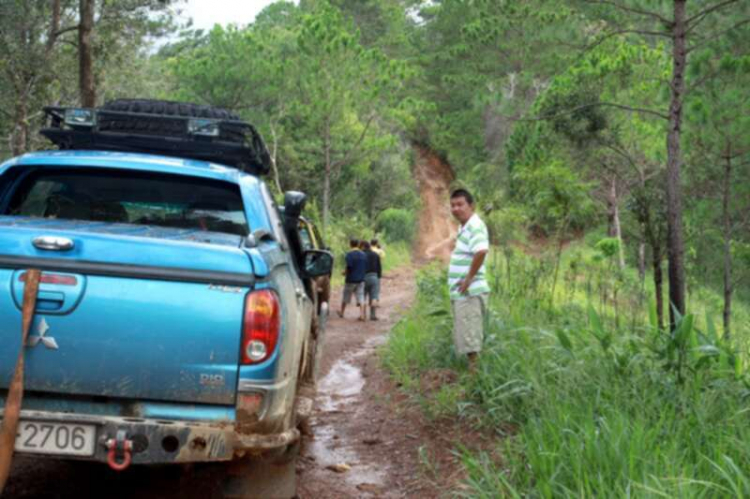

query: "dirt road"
xmin=297 ymin=266 xmax=444 ymax=498
xmin=298 ymin=145 xmax=461 ymax=497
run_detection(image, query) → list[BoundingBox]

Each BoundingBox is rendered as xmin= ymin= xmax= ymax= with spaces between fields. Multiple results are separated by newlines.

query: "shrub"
xmin=594 ymin=237 xmax=621 ymax=259
xmin=376 ymin=208 xmax=416 ymax=244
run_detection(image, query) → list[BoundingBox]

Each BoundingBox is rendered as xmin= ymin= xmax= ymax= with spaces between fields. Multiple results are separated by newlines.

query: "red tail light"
xmin=241 ymin=290 xmax=280 ymax=364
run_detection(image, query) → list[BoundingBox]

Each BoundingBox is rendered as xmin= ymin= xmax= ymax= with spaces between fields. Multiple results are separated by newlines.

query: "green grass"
xmin=383 ymin=245 xmax=750 ymax=498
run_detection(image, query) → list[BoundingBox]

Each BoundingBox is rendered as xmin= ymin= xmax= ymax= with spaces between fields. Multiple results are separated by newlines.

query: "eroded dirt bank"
xmin=413 ymin=145 xmax=457 ymax=263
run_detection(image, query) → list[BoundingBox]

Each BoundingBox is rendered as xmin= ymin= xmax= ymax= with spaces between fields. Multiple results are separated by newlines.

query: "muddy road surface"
xmin=297 ymin=266 xmax=445 ymax=498
xmin=3 ymin=266 xmax=457 ymax=498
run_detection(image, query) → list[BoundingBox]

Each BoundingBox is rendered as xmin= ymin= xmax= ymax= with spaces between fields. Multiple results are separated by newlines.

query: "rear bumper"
xmin=2 ymin=409 xmax=299 ymax=465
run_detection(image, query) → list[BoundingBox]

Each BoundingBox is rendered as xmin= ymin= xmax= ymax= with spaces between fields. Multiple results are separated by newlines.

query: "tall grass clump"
xmin=385 ymin=243 xmax=750 ymax=497
xmin=382 ymin=263 xmax=458 ymax=390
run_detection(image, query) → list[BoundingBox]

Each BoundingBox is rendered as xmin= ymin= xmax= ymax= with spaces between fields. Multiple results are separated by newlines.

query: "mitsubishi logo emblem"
xmin=27 ymin=318 xmax=59 ymax=350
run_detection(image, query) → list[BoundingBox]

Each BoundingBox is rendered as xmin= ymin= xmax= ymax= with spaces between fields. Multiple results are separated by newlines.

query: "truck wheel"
xmin=99 ymin=99 xmax=247 ymax=144
xmin=301 ymin=335 xmax=317 ymax=386
xmin=300 ymin=288 xmax=320 ymax=386
xmin=318 ymin=275 xmax=331 ymax=305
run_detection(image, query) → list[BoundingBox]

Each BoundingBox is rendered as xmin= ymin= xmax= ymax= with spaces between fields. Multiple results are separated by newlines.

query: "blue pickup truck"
xmin=0 ymin=101 xmax=332 ymax=497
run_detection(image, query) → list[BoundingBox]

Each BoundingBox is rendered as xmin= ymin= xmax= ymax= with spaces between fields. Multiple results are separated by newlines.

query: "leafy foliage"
xmin=386 ymin=247 xmax=750 ymax=497
xmin=376 ymin=207 xmax=416 ymax=244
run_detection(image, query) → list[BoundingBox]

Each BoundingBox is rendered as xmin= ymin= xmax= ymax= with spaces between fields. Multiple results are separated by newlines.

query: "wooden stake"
xmin=0 ymin=269 xmax=41 ymax=493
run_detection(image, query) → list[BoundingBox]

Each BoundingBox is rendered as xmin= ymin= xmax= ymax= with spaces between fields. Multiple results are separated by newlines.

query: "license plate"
xmin=15 ymin=421 xmax=96 ymax=456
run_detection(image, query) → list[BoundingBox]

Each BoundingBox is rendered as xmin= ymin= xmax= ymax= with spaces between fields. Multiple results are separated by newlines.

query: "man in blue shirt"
xmin=338 ymin=238 xmax=367 ymax=320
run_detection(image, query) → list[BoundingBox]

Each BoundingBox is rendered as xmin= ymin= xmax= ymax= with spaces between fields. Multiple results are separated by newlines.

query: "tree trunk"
xmin=665 ymin=0 xmax=688 ymax=330
xmin=78 ymin=0 xmax=96 ymax=107
xmin=722 ymin=147 xmax=733 ymax=339
xmin=47 ymin=0 xmax=62 ymax=53
xmin=607 ymin=191 xmax=616 ymax=237
xmin=611 ymin=178 xmax=625 ymax=270
xmin=638 ymin=242 xmax=646 ymax=283
xmin=322 ymin=118 xmax=331 ymax=229
xmin=268 ymin=120 xmax=283 ymax=194
xmin=11 ymin=97 xmax=28 ymax=156
xmin=653 ymin=249 xmax=664 ymax=331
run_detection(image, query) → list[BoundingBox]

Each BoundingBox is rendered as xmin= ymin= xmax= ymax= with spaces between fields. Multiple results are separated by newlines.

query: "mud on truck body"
xmin=0 ymin=100 xmax=332 ymax=498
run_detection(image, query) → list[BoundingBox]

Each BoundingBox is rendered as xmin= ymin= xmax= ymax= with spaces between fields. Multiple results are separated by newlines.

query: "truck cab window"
xmin=7 ymin=168 xmax=249 ymax=236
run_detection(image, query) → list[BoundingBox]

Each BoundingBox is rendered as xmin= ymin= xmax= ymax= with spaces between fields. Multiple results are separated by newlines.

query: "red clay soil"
xmin=413 ymin=145 xmax=457 ymax=263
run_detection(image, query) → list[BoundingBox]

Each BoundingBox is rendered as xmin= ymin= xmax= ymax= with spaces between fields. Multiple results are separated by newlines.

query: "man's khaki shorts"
xmin=451 ymin=294 xmax=489 ymax=355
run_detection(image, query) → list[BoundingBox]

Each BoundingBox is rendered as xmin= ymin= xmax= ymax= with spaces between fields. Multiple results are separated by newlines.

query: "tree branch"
xmin=686 ymin=0 xmax=739 ymax=28
xmin=684 ymin=62 xmax=727 ymax=95
xmin=584 ymin=0 xmax=671 ymax=25
xmin=687 ymin=18 xmax=750 ymax=54
xmin=60 ymin=38 xmax=79 ymax=50
xmin=330 ymin=114 xmax=376 ymax=171
xmin=513 ymin=102 xmax=669 ymax=122
xmin=54 ymin=24 xmax=81 ymax=37
xmin=584 ymin=28 xmax=670 ymax=53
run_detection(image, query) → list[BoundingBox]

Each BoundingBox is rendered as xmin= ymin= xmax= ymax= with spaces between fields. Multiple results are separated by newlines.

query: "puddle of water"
xmin=317 ymin=359 xmax=365 ymax=412
xmin=308 ymin=423 xmax=387 ymax=486
xmin=309 ymin=342 xmax=388 ymax=488
xmin=319 ymin=359 xmax=365 ymax=398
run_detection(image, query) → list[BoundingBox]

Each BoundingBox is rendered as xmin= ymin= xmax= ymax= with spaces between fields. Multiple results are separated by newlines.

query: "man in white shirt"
xmin=448 ymin=188 xmax=490 ymax=372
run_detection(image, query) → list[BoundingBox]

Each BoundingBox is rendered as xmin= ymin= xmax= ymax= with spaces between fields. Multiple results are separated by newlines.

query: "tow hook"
xmin=105 ymin=430 xmax=133 ymax=471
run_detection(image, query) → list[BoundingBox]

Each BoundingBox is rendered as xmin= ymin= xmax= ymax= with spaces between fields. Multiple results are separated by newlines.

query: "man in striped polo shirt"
xmin=448 ymin=188 xmax=490 ymax=371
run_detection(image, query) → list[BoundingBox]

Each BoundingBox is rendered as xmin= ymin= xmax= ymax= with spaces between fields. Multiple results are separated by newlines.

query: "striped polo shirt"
xmin=448 ymin=213 xmax=490 ymax=300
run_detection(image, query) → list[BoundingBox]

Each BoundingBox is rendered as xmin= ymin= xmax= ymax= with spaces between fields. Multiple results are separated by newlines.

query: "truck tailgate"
xmin=0 ymin=221 xmax=253 ymax=405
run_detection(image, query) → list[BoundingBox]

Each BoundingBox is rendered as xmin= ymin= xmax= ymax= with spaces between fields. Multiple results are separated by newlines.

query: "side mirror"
xmin=303 ymin=249 xmax=334 ymax=278
xmin=283 ymin=191 xmax=306 ymax=220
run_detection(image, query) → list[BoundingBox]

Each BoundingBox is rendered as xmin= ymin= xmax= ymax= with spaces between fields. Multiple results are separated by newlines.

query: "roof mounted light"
xmin=64 ymin=108 xmax=96 ymax=127
xmin=187 ymin=118 xmax=220 ymax=137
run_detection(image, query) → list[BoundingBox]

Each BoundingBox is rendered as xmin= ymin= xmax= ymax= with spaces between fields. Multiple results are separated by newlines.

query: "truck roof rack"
xmin=40 ymin=103 xmax=272 ymax=176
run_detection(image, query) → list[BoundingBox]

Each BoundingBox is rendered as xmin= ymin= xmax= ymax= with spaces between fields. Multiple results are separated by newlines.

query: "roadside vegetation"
xmin=384 ymin=239 xmax=750 ymax=497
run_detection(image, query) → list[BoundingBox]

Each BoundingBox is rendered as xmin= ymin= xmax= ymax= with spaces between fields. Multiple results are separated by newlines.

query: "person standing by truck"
xmin=339 ymin=239 xmax=367 ymax=321
xmin=448 ymin=188 xmax=490 ymax=372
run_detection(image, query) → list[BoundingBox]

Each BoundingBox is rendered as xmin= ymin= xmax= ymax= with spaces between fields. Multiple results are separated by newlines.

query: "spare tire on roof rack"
xmin=40 ymin=99 xmax=272 ymax=176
